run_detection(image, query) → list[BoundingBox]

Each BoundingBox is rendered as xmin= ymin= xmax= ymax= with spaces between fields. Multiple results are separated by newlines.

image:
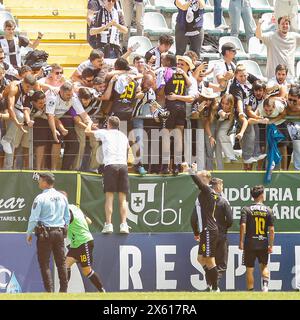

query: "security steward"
xmin=26 ymin=172 xmax=70 ymax=292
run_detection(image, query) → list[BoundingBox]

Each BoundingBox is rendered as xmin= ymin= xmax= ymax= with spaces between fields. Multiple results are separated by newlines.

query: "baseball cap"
xmin=39 ymin=172 xmax=55 ymax=184
xmin=221 ymin=42 xmax=239 ymax=55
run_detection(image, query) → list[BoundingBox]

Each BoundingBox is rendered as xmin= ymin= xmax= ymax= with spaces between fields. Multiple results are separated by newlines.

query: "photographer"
xmin=26 ymin=172 xmax=70 ymax=293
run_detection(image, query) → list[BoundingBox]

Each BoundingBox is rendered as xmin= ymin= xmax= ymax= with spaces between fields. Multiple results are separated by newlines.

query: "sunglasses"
xmin=107 ymin=0 xmax=116 ymax=2
xmin=55 ymin=71 xmax=63 ymax=75
xmin=288 ymin=98 xmax=298 ymax=104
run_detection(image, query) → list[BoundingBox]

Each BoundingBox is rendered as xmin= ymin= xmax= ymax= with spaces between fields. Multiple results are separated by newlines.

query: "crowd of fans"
xmin=0 ymin=0 xmax=300 ymax=174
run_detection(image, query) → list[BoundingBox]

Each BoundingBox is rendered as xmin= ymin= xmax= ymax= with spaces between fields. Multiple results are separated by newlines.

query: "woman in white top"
xmin=38 ymin=64 xmax=65 ymax=92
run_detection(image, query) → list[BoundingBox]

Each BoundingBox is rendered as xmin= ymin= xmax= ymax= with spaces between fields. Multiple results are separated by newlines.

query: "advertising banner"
xmin=1 ymin=171 xmax=300 ymax=232
xmin=81 ymin=233 xmax=300 ymax=292
xmin=0 ymin=171 xmax=77 ymax=232
xmin=81 ymin=172 xmax=300 ymax=233
xmin=0 ymin=234 xmax=45 ymax=293
xmin=1 ymin=233 xmax=299 ymax=293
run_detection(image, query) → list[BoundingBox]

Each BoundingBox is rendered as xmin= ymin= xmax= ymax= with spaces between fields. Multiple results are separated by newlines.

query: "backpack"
xmin=24 ymin=50 xmax=49 ymax=69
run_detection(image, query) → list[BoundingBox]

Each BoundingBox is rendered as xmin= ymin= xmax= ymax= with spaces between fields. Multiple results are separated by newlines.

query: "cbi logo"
xmin=128 ymin=183 xmax=183 ymax=228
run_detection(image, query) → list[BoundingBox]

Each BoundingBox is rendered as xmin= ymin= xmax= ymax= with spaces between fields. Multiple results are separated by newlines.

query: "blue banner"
xmin=1 ymin=233 xmax=299 ymax=293
xmin=0 ymin=234 xmax=45 ymax=293
xmin=82 ymin=233 xmax=300 ymax=292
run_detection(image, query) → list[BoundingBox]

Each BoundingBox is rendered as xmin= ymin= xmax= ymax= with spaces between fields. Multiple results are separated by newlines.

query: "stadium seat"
xmin=144 ymin=0 xmax=156 ymax=12
xmin=219 ymin=36 xmax=249 ymax=60
xmin=169 ymin=36 xmax=176 ymax=54
xmin=221 ymin=0 xmax=230 ymax=13
xmin=260 ymin=12 xmax=276 ymax=32
xmin=238 ymin=59 xmax=266 ymax=79
xmin=4 ymin=0 xmax=87 ymax=18
xmin=62 ymin=67 xmax=76 ymax=79
xmin=47 ymin=55 xmax=84 ymax=67
xmin=144 ymin=12 xmax=173 ymax=36
xmin=171 ymin=12 xmax=177 ymax=31
xmin=203 ymin=12 xmax=230 ymax=36
xmin=295 ymin=46 xmax=300 ymax=62
xmin=248 ymin=36 xmax=267 ymax=61
xmin=296 ymin=61 xmax=300 ymax=79
xmin=203 ymin=0 xmax=214 ymax=12
xmin=18 ymin=19 xmax=87 ymax=42
xmin=250 ymin=0 xmax=273 ymax=14
xmin=38 ymin=43 xmax=91 ymax=60
xmin=128 ymin=36 xmax=153 ymax=57
xmin=3 ymin=0 xmax=86 ymax=9
xmin=155 ymin=0 xmax=177 ymax=14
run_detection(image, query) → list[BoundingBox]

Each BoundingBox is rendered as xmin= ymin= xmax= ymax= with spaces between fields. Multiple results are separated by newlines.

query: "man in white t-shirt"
xmin=85 ymin=116 xmax=130 ymax=234
xmin=213 ymin=42 xmax=237 ymax=95
xmin=46 ymin=82 xmax=93 ymax=170
xmin=256 ymin=15 xmax=300 ymax=79
xmin=71 ymin=49 xmax=115 ymax=83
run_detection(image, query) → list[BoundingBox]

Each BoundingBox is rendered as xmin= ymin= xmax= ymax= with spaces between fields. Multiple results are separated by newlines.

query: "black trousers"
xmin=215 ymin=236 xmax=229 ymax=277
xmin=36 ymin=229 xmax=68 ymax=292
xmin=60 ymin=117 xmax=79 ymax=170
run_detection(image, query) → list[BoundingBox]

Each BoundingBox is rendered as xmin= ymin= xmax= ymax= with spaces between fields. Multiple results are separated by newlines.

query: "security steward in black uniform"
xmin=26 ymin=172 xmax=70 ymax=292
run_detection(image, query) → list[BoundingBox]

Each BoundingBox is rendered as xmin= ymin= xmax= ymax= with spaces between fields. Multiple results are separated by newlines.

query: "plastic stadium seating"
xmin=47 ymin=55 xmax=85 ymax=67
xmin=221 ymin=0 xmax=230 ymax=13
xmin=18 ymin=19 xmax=87 ymax=42
xmin=144 ymin=12 xmax=173 ymax=36
xmin=219 ymin=36 xmax=249 ymax=60
xmin=62 ymin=67 xmax=76 ymax=79
xmin=4 ymin=0 xmax=87 ymax=18
xmin=155 ymin=0 xmax=177 ymax=14
xmin=169 ymin=36 xmax=176 ymax=54
xmin=248 ymin=36 xmax=267 ymax=61
xmin=38 ymin=43 xmax=91 ymax=66
xmin=128 ymin=36 xmax=153 ymax=57
xmin=238 ymin=59 xmax=266 ymax=79
xmin=144 ymin=0 xmax=156 ymax=12
xmin=250 ymin=0 xmax=273 ymax=14
xmin=203 ymin=12 xmax=230 ymax=36
xmin=171 ymin=12 xmax=177 ymax=31
xmin=260 ymin=12 xmax=276 ymax=32
xmin=296 ymin=61 xmax=300 ymax=79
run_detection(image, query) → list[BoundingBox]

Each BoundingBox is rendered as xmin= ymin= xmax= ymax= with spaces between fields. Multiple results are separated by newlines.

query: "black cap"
xmin=221 ymin=42 xmax=239 ymax=55
xmin=39 ymin=172 xmax=55 ymax=184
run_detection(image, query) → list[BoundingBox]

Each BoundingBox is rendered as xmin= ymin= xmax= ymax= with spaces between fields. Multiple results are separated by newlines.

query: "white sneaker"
xmin=254 ymin=154 xmax=267 ymax=161
xmin=215 ymin=24 xmax=229 ymax=30
xmin=1 ymin=138 xmax=13 ymax=154
xmin=102 ymin=223 xmax=113 ymax=234
xmin=120 ymin=222 xmax=130 ymax=234
xmin=211 ymin=287 xmax=221 ymax=292
xmin=244 ymin=157 xmax=258 ymax=164
xmin=262 ymin=286 xmax=268 ymax=292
